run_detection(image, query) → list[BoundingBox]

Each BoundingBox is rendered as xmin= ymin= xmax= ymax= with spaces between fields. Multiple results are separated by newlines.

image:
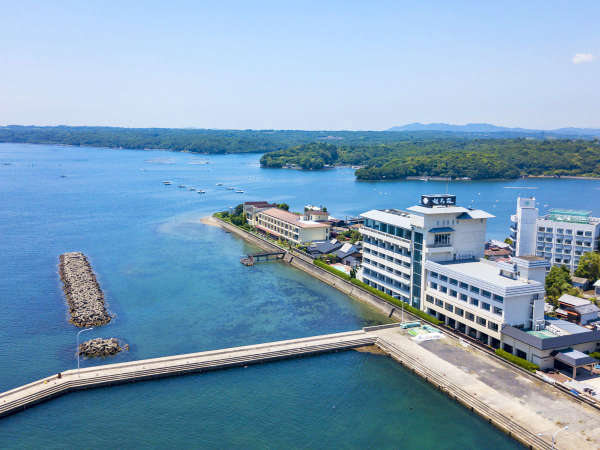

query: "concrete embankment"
xmin=59 ymin=252 xmax=111 ymax=327
xmin=0 ymin=330 xmax=375 ymax=419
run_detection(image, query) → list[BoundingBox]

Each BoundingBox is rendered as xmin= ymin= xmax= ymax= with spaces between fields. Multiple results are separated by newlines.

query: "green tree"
xmin=277 ymin=203 xmax=290 ymax=211
xmin=574 ymin=252 xmax=600 ymax=283
xmin=545 ymin=265 xmax=572 ymax=301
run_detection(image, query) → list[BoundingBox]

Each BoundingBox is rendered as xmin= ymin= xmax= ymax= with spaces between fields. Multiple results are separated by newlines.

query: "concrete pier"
xmin=0 ymin=330 xmax=375 ymax=419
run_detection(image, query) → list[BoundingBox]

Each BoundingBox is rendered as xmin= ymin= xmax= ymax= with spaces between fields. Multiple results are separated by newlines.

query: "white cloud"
xmin=572 ymin=53 xmax=595 ymax=64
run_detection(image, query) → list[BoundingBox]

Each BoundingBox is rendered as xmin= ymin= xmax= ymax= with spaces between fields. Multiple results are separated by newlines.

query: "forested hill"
xmin=260 ymin=139 xmax=600 ymax=180
xmin=0 ymin=125 xmax=500 ymax=154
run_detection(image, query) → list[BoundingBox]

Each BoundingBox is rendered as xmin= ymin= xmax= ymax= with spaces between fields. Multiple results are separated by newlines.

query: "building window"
xmin=493 ymin=306 xmax=503 ymax=315
xmin=585 ymin=231 xmax=592 ymax=237
xmin=449 ymin=278 xmax=458 ymax=286
xmin=445 ymin=303 xmax=453 ymax=312
xmin=455 ymin=307 xmax=464 ymax=317
xmin=459 ymin=293 xmax=468 ymax=301
xmin=466 ymin=312 xmax=475 ymax=321
xmin=481 ymin=290 xmax=491 ymax=298
xmin=459 ymin=282 xmax=468 ymax=290
xmin=440 ymin=286 xmax=447 ymax=294
xmin=430 ymin=271 xmax=438 ymax=279
xmin=470 ymin=286 xmax=480 ymax=294
xmin=538 ymin=227 xmax=545 ymax=232
xmin=477 ymin=317 xmax=487 ymax=326
xmin=493 ymin=294 xmax=503 ymax=303
xmin=430 ymin=282 xmax=438 ymax=290
xmin=434 ymin=233 xmax=451 ymax=246
xmin=557 ymin=228 xmax=563 ymax=234
xmin=449 ymin=290 xmax=457 ymax=298
xmin=488 ymin=322 xmax=499 ymax=332
xmin=440 ymin=275 xmax=448 ymax=282
xmin=470 ymin=298 xmax=479 ymax=306
xmin=426 ymin=295 xmax=434 ymax=304
xmin=435 ymin=299 xmax=444 ymax=307
xmin=481 ymin=302 xmax=491 ymax=311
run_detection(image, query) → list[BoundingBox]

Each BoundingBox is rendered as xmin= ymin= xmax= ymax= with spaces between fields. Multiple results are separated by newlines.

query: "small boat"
xmin=235 ymin=190 xmax=244 ymax=193
xmin=178 ymin=185 xmax=186 ymax=188
xmin=227 ymin=187 xmax=235 ymax=190
xmin=162 ymin=181 xmax=172 ymax=185
xmin=189 ymin=187 xmax=196 ymax=191
xmin=216 ymin=183 xmax=223 ymax=186
xmin=198 ymin=190 xmax=206 ymax=194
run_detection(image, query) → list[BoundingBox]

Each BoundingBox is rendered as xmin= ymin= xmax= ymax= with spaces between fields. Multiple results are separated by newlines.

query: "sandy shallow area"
xmin=199 ymin=216 xmax=221 ymax=227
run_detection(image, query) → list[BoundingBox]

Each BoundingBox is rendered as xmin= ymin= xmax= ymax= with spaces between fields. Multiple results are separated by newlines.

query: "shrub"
xmin=590 ymin=352 xmax=600 ymax=360
xmin=495 ymin=349 xmax=539 ymax=372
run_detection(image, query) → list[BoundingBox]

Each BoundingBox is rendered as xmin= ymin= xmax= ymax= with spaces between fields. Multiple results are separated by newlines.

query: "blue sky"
xmin=1 ymin=1 xmax=598 ymax=130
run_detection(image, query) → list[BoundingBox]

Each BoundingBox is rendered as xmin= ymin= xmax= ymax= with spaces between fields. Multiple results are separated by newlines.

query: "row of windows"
xmin=426 ymin=295 xmax=500 ymax=331
xmin=363 ymin=237 xmax=411 ymax=256
xmin=428 ymin=282 xmax=503 ymax=316
xmin=363 ymin=260 xmax=411 ymax=281
xmin=538 ymin=227 xmax=592 ymax=237
xmin=363 ymin=255 xmax=411 ymax=272
xmin=362 ymin=277 xmax=410 ymax=303
xmin=537 ymin=237 xmax=592 ymax=247
xmin=257 ymin=219 xmax=300 ymax=241
xmin=428 ymin=272 xmax=504 ymax=303
xmin=363 ymin=247 xmax=412 ymax=267
xmin=363 ymin=220 xmax=412 ymax=240
xmin=363 ymin=270 xmax=410 ymax=293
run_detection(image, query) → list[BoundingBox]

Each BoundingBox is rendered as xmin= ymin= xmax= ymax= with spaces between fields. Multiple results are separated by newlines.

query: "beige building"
xmin=255 ymin=207 xmax=330 ymax=244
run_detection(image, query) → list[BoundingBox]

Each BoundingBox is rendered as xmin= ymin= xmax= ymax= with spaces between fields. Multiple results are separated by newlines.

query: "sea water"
xmin=3 ymin=143 xmax=597 ymax=448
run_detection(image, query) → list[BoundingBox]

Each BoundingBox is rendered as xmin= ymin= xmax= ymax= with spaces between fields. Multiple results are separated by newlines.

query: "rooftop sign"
xmin=420 ymin=194 xmax=456 ymax=208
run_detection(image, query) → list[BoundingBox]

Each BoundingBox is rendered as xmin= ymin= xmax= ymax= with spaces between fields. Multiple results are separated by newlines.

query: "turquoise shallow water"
xmin=1 ymin=143 xmax=598 ymax=448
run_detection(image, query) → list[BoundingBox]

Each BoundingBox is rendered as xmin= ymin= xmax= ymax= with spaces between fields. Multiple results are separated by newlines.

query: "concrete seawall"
xmin=0 ymin=330 xmax=376 ymax=419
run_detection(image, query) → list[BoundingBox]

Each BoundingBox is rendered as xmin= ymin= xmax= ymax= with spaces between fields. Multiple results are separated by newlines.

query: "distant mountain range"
xmin=388 ymin=123 xmax=600 ymax=137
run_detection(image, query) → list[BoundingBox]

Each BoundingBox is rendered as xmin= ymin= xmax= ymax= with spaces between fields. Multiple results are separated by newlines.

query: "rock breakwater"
xmin=79 ymin=338 xmax=127 ymax=357
xmin=59 ymin=252 xmax=112 ymax=327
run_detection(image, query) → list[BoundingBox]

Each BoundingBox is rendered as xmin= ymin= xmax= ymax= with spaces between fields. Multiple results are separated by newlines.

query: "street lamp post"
xmin=552 ymin=425 xmax=568 ymax=449
xmin=77 ymin=327 xmax=94 ymax=374
xmin=538 ymin=425 xmax=569 ymax=450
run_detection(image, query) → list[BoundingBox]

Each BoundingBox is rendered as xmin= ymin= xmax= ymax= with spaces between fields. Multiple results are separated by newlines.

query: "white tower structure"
xmin=512 ymin=197 xmax=538 ymax=257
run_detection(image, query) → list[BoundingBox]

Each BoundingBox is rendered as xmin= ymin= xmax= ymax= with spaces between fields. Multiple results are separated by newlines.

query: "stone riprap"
xmin=59 ymin=252 xmax=111 ymax=327
xmin=79 ymin=338 xmax=127 ymax=357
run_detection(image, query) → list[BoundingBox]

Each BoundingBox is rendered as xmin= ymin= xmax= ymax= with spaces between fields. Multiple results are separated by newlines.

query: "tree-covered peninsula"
xmin=260 ymin=139 xmax=600 ymax=180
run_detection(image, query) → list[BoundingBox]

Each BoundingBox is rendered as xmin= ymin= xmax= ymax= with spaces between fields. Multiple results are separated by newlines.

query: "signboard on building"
xmin=420 ymin=194 xmax=456 ymax=208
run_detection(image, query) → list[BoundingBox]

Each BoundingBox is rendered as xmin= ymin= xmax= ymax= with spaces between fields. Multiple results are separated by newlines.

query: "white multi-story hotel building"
xmin=511 ymin=197 xmax=600 ymax=272
xmin=359 ymin=194 xmax=494 ymax=309
xmin=359 ymin=194 xmax=554 ymax=351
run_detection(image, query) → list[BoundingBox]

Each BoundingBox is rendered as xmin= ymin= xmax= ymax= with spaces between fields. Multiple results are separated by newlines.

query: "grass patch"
xmin=495 ymin=349 xmax=539 ymax=372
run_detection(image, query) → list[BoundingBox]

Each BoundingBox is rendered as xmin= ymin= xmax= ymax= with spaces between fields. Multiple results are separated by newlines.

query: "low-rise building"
xmin=255 ymin=207 xmax=330 ymax=244
xmin=555 ymin=294 xmax=600 ymax=325
xmin=303 ymin=205 xmax=329 ymax=222
xmin=502 ymin=319 xmax=600 ymax=371
xmin=511 ymin=197 xmax=600 ymax=272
